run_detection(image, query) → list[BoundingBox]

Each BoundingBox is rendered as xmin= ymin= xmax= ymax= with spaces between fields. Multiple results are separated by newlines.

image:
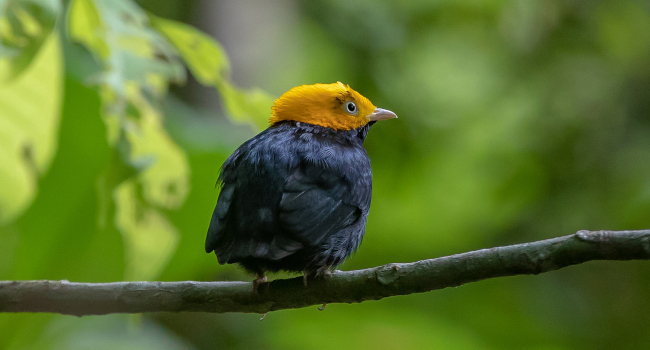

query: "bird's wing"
xmin=278 ymin=163 xmax=363 ymax=246
xmin=204 ymin=146 xmax=309 ymax=262
xmin=204 ymin=183 xmax=234 ymax=253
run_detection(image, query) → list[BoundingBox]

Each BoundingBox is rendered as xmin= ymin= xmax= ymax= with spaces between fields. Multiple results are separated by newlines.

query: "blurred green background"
xmin=1 ymin=0 xmax=650 ymax=348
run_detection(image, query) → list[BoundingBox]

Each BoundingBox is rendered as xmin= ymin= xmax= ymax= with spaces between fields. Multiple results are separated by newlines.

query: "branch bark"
xmin=1 ymin=229 xmax=649 ymax=316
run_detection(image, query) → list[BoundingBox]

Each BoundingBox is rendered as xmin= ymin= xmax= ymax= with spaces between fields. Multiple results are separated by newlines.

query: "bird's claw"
xmin=303 ymin=267 xmax=334 ymax=287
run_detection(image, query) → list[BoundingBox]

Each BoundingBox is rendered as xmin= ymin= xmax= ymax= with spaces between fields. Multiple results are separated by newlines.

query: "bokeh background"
xmin=1 ymin=0 xmax=650 ymax=349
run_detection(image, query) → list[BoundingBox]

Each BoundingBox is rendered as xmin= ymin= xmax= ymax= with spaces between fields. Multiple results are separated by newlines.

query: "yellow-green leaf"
xmin=0 ymin=0 xmax=60 ymax=79
xmin=67 ymin=0 xmax=108 ymax=59
xmin=217 ymin=81 xmax=273 ymax=130
xmin=114 ymin=180 xmax=178 ymax=281
xmin=151 ymin=14 xmax=273 ymax=130
xmin=0 ymin=31 xmax=62 ymax=224
xmin=150 ymin=15 xmax=228 ymax=85
xmin=124 ymin=85 xmax=189 ymax=208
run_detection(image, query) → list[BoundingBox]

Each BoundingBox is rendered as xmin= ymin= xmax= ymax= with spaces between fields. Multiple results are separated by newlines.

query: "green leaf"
xmin=124 ymin=86 xmax=189 ymax=209
xmin=151 ymin=14 xmax=273 ymax=130
xmin=0 ymin=31 xmax=61 ymax=224
xmin=114 ymin=180 xmax=178 ymax=281
xmin=67 ymin=0 xmax=185 ymax=102
xmin=67 ymin=0 xmax=108 ymax=59
xmin=149 ymin=15 xmax=228 ymax=85
xmin=216 ymin=81 xmax=273 ymax=130
xmin=0 ymin=0 xmax=60 ymax=79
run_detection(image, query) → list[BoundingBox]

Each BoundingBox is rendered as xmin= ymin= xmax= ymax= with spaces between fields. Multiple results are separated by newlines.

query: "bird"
xmin=205 ymin=82 xmax=397 ymax=289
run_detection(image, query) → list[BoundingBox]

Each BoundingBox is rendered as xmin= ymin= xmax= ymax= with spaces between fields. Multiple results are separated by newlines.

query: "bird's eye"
xmin=345 ymin=101 xmax=358 ymax=115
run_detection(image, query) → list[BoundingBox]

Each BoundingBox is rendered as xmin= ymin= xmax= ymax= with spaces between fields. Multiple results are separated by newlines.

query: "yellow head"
xmin=270 ymin=82 xmax=397 ymax=130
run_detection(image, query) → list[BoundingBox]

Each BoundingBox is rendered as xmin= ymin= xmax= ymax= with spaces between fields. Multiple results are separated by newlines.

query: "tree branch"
xmin=1 ymin=229 xmax=649 ymax=315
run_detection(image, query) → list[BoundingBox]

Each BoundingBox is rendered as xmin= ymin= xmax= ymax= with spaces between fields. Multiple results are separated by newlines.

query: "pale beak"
xmin=367 ymin=107 xmax=398 ymax=121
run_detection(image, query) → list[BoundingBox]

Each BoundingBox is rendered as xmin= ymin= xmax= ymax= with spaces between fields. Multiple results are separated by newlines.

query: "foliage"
xmin=0 ymin=0 xmax=271 ymax=346
xmin=1 ymin=0 xmax=650 ymax=349
xmin=0 ymin=0 xmax=61 ymax=224
xmin=0 ymin=28 xmax=60 ymax=225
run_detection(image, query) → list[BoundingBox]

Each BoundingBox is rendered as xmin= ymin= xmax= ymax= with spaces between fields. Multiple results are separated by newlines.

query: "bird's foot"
xmin=252 ymin=273 xmax=267 ymax=293
xmin=318 ymin=269 xmax=334 ymax=278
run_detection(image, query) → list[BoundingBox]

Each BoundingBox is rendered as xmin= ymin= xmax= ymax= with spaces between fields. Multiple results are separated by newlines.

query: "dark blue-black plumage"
xmin=205 ymin=120 xmax=374 ymax=276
